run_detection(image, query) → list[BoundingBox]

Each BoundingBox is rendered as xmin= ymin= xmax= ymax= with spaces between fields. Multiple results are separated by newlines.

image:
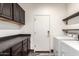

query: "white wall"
xmin=0 ymin=19 xmax=22 ymax=37
xmin=0 ymin=30 xmax=20 ymax=37
xmin=64 ymin=4 xmax=79 ymax=32
xmin=67 ymin=3 xmax=79 ymax=16
xmin=19 ymin=3 xmax=67 ymax=49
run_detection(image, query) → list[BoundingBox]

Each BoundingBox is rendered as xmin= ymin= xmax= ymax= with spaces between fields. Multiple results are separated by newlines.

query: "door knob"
xmin=48 ymin=31 xmax=50 ymax=37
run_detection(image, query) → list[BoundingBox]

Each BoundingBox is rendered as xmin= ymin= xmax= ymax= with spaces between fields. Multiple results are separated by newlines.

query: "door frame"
xmin=33 ymin=15 xmax=51 ymax=52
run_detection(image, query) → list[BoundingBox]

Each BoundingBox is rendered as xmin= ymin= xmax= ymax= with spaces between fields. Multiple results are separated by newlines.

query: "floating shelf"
xmin=63 ymin=11 xmax=79 ymax=34
xmin=63 ymin=29 xmax=79 ymax=34
xmin=63 ymin=29 xmax=79 ymax=31
xmin=63 ymin=12 xmax=79 ymax=21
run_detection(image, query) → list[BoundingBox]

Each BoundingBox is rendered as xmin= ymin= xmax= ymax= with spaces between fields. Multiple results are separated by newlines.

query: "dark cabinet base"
xmin=0 ymin=36 xmax=30 ymax=56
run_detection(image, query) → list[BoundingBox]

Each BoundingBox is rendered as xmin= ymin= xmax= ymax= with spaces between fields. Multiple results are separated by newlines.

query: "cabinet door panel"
xmin=0 ymin=4 xmax=2 ymax=14
xmin=20 ymin=8 xmax=25 ymax=24
xmin=27 ymin=37 xmax=30 ymax=54
xmin=1 ymin=3 xmax=12 ymax=19
xmin=23 ymin=39 xmax=28 ymax=55
xmin=2 ymin=48 xmax=11 ymax=56
xmin=0 ymin=3 xmax=25 ymax=24
xmin=13 ymin=3 xmax=20 ymax=23
xmin=12 ymin=42 xmax=22 ymax=56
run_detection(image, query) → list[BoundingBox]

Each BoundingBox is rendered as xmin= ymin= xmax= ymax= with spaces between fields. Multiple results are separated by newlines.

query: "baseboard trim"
xmin=35 ymin=51 xmax=50 ymax=53
xmin=30 ymin=49 xmax=34 ymax=52
xmin=29 ymin=49 xmax=53 ymax=53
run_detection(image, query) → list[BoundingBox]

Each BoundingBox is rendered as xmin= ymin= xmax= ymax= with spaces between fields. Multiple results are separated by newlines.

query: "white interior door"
xmin=34 ymin=15 xmax=50 ymax=51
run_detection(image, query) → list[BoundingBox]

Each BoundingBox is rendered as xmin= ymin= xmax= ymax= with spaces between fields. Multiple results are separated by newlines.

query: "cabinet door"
xmin=0 ymin=4 xmax=2 ymax=15
xmin=13 ymin=3 xmax=20 ymax=23
xmin=1 ymin=3 xmax=12 ymax=20
xmin=1 ymin=48 xmax=11 ymax=56
xmin=11 ymin=42 xmax=22 ymax=56
xmin=20 ymin=7 xmax=25 ymax=24
xmin=27 ymin=37 xmax=30 ymax=54
xmin=12 ymin=42 xmax=22 ymax=56
xmin=23 ymin=39 xmax=28 ymax=55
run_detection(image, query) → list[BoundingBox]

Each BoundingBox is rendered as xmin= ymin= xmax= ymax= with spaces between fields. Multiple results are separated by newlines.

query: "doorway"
xmin=34 ymin=15 xmax=50 ymax=52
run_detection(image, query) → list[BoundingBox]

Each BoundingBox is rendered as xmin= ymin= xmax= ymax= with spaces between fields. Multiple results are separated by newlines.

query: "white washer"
xmin=53 ymin=36 xmax=76 ymax=56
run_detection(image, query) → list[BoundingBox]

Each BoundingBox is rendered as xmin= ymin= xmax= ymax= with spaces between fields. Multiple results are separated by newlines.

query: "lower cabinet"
xmin=22 ymin=39 xmax=28 ymax=56
xmin=1 ymin=37 xmax=30 ymax=56
xmin=27 ymin=37 xmax=30 ymax=54
xmin=11 ymin=41 xmax=22 ymax=56
xmin=1 ymin=48 xmax=11 ymax=56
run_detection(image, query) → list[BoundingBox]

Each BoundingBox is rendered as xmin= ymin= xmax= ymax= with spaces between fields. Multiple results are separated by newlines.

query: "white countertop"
xmin=55 ymin=36 xmax=74 ymax=40
xmin=0 ymin=37 xmax=27 ymax=52
xmin=54 ymin=36 xmax=77 ymax=41
xmin=62 ymin=40 xmax=79 ymax=52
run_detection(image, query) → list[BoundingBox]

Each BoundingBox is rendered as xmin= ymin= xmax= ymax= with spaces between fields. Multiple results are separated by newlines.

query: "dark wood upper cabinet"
xmin=13 ymin=3 xmax=20 ymax=23
xmin=19 ymin=7 xmax=25 ymax=24
xmin=0 ymin=3 xmax=25 ymax=25
xmin=0 ymin=4 xmax=2 ymax=14
xmin=13 ymin=3 xmax=25 ymax=24
xmin=0 ymin=3 xmax=13 ymax=20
